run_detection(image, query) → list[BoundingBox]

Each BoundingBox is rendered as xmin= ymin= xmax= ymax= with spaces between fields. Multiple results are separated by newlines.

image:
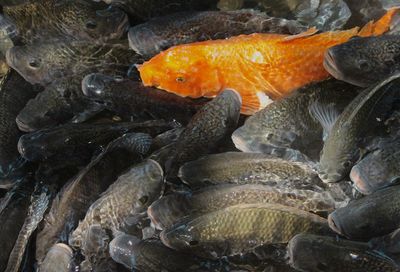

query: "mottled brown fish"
xmin=35 ymin=133 xmax=151 ymax=263
xmin=6 ymin=39 xmax=141 ymax=85
xmin=128 ymin=10 xmax=306 ymax=58
xmin=161 ymin=203 xmax=329 ymax=258
xmin=178 ymin=152 xmax=325 ymax=191
xmin=1 ymin=0 xmax=129 ymax=43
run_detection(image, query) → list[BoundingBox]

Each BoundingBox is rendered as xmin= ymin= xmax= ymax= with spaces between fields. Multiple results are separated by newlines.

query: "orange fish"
xmin=139 ymin=8 xmax=400 ymax=115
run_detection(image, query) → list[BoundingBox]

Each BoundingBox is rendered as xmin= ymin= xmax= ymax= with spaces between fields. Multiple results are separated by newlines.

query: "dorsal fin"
xmin=358 ymin=7 xmax=400 ymax=37
xmin=283 ymin=27 xmax=319 ymax=42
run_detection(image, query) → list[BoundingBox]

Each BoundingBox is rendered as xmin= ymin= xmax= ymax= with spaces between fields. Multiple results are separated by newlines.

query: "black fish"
xmin=82 ymin=73 xmax=208 ymax=124
xmin=0 ymin=69 xmax=41 ymax=188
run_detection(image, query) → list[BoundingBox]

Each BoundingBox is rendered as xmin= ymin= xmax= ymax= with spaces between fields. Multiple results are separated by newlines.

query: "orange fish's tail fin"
xmin=358 ymin=7 xmax=400 ymax=37
xmin=240 ymin=90 xmax=274 ymax=115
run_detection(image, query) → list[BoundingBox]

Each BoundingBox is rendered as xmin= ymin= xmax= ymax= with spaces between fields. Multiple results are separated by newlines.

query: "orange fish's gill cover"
xmin=139 ymin=8 xmax=400 ymax=115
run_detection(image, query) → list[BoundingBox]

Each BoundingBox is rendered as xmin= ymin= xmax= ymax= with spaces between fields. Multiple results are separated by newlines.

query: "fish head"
xmin=16 ymin=78 xmax=86 ymax=132
xmin=138 ymin=46 xmax=222 ymax=97
xmin=288 ymin=234 xmax=332 ymax=272
xmin=128 ymin=24 xmax=167 ymax=58
xmin=81 ymin=73 xmax=118 ymax=99
xmin=109 ymin=234 xmax=141 ymax=269
xmin=318 ymin=139 xmax=358 ymax=183
xmin=6 ymin=43 xmax=68 ymax=85
xmin=63 ymin=1 xmax=129 ymax=41
xmin=17 ymin=132 xmax=53 ymax=161
xmin=324 ymin=36 xmax=398 ymax=87
xmin=39 ymin=243 xmax=74 ymax=272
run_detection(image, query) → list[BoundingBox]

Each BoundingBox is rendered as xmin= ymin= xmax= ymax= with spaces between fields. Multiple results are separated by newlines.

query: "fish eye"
xmin=176 ymin=76 xmax=186 ymax=83
xmin=358 ymin=60 xmax=370 ymax=71
xmin=85 ymin=21 xmax=97 ymax=29
xmin=28 ymin=59 xmax=41 ymax=69
xmin=139 ymin=196 xmax=149 ymax=205
xmin=189 ymin=240 xmax=199 ymax=246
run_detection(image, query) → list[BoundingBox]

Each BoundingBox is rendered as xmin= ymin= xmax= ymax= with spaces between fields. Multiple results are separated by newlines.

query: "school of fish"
xmin=0 ymin=0 xmax=399 ymax=271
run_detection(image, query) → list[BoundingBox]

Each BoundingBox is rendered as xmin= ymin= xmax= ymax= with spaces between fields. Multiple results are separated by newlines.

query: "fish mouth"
xmin=323 ymin=49 xmax=345 ymax=81
xmin=350 ymin=165 xmax=373 ymax=194
xmin=328 ymin=213 xmax=344 ymax=236
xmin=15 ymin=116 xmax=35 ymax=132
xmin=128 ymin=26 xmax=160 ymax=58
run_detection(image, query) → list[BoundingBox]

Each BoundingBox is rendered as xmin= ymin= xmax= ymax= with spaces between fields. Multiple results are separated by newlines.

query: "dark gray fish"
xmin=351 ymin=137 xmax=400 ymax=195
xmin=328 ymin=185 xmax=400 ymax=240
xmin=1 ymin=0 xmax=129 ymax=44
xmin=178 ymin=152 xmax=326 ymax=191
xmin=151 ymin=127 xmax=184 ymax=151
xmin=6 ymin=39 xmax=141 ymax=85
xmin=319 ymin=73 xmax=400 ymax=183
xmin=288 ymin=234 xmax=399 ymax=272
xmin=0 ymin=178 xmax=34 ymax=272
xmin=16 ymin=77 xmax=105 ymax=132
xmin=148 ymin=184 xmax=340 ymax=230
xmin=109 ymin=235 xmax=203 ymax=272
xmin=38 ymin=243 xmax=74 ymax=272
xmin=5 ymin=186 xmax=50 ymax=272
xmin=18 ymin=120 xmax=178 ymax=161
xmin=165 ymin=89 xmax=241 ymax=179
xmin=369 ymin=228 xmax=400 ymax=256
xmin=82 ymin=73 xmax=208 ymax=125
xmin=345 ymin=0 xmax=386 ymax=27
xmin=0 ymin=69 xmax=41 ymax=188
xmin=324 ymin=35 xmax=400 ymax=87
xmin=128 ymin=10 xmax=306 ymax=58
xmin=98 ymin=0 xmax=216 ymax=20
xmin=232 ymin=79 xmax=359 ymax=162
xmin=35 ymin=133 xmax=152 ymax=263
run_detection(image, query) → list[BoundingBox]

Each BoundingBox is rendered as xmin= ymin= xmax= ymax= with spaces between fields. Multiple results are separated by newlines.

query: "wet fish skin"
xmin=18 ymin=120 xmax=177 ymax=161
xmin=2 ymin=0 xmax=129 ymax=43
xmin=148 ymin=183 xmax=339 ymax=230
xmin=109 ymin=235 xmax=204 ymax=272
xmin=35 ymin=132 xmax=152 ymax=263
xmin=69 ymin=160 xmax=164 ymax=251
xmin=0 ymin=177 xmax=34 ymax=272
xmin=351 ymin=138 xmax=400 ymax=195
xmin=0 ymin=69 xmax=40 ymax=187
xmin=318 ymin=73 xmax=400 ymax=183
xmin=328 ymin=185 xmax=400 ymax=240
xmin=5 ymin=186 xmax=50 ymax=272
xmin=161 ymin=203 xmax=329 ymax=259
xmin=16 ymin=77 xmax=105 ymax=132
xmin=324 ymin=35 xmax=400 ymax=87
xmin=288 ymin=233 xmax=399 ymax=272
xmin=232 ymin=79 xmax=360 ymax=161
xmin=128 ymin=10 xmax=306 ymax=58
xmin=99 ymin=0 xmax=216 ymax=20
xmin=38 ymin=243 xmax=74 ymax=272
xmin=165 ymin=89 xmax=241 ymax=179
xmin=178 ymin=152 xmax=325 ymax=191
xmin=82 ymin=73 xmax=207 ymax=125
xmin=6 ymin=40 xmax=141 ymax=85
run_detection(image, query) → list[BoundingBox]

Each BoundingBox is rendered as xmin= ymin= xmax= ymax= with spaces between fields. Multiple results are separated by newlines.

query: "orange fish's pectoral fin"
xmin=240 ymin=90 xmax=274 ymax=115
xmin=282 ymin=27 xmax=319 ymax=42
xmin=358 ymin=6 xmax=400 ymax=36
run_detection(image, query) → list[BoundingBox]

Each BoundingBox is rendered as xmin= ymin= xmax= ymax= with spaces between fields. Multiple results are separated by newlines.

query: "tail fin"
xmin=358 ymin=7 xmax=400 ymax=36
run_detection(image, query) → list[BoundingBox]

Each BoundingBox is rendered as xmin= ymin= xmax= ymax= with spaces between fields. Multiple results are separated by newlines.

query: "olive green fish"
xmin=161 ymin=203 xmax=329 ymax=258
xmin=148 ymin=184 xmax=339 ymax=230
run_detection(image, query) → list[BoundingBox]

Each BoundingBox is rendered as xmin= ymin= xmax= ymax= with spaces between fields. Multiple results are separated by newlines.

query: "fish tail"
xmin=358 ymin=7 xmax=400 ymax=36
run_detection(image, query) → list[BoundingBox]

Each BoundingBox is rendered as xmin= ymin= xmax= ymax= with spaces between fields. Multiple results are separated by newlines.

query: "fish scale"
xmin=161 ymin=203 xmax=329 ymax=258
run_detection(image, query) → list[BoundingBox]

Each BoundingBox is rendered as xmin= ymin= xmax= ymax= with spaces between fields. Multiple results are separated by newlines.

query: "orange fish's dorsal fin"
xmin=358 ymin=7 xmax=400 ymax=36
xmin=240 ymin=90 xmax=274 ymax=115
xmin=282 ymin=27 xmax=319 ymax=42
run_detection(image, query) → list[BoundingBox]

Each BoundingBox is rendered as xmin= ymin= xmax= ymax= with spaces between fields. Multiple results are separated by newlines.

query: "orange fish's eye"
xmin=176 ymin=76 xmax=186 ymax=83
